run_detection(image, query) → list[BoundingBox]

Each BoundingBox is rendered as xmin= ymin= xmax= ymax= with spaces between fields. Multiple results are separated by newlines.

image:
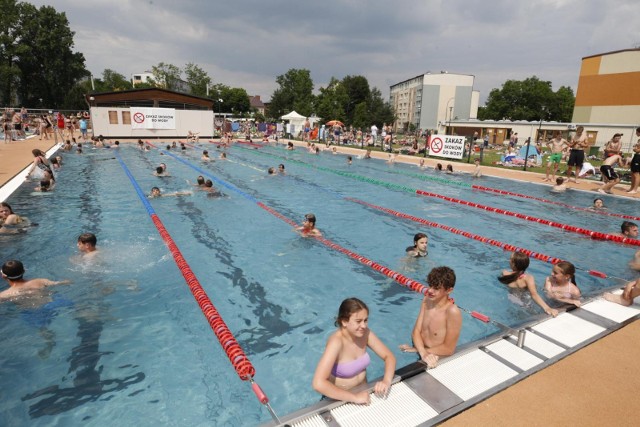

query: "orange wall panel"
xmin=580 ymin=57 xmax=601 ymax=76
xmin=574 ymin=72 xmax=640 ymax=106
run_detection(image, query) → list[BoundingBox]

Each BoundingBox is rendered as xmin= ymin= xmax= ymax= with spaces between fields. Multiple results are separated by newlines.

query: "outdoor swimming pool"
xmin=1 ymin=142 xmax=637 ymax=426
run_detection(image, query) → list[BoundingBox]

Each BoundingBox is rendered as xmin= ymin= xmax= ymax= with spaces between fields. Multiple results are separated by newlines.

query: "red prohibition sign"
xmin=430 ymin=137 xmax=443 ymax=153
xmin=133 ymin=112 xmax=145 ymax=123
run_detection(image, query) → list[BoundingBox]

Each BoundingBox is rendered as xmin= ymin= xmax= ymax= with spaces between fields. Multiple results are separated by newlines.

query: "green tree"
xmin=369 ymin=87 xmax=395 ymax=127
xmin=478 ymin=76 xmax=575 ymax=122
xmin=184 ymin=62 xmax=211 ymax=97
xmin=62 ymin=78 xmax=92 ymax=110
xmin=2 ymin=2 xmax=88 ymax=107
xmin=352 ymin=101 xmax=369 ymax=129
xmin=315 ymin=78 xmax=347 ymax=123
xmin=549 ymin=86 xmax=575 ymax=122
xmin=100 ymin=68 xmax=132 ymax=92
xmin=220 ymin=86 xmax=250 ymax=115
xmin=0 ymin=0 xmax=21 ymax=105
xmin=269 ymin=68 xmax=314 ymax=119
xmin=151 ymin=62 xmax=182 ymax=90
xmin=341 ymin=75 xmax=370 ymax=124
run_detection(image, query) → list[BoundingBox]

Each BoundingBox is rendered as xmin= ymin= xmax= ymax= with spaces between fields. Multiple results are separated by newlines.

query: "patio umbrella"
xmin=326 ymin=120 xmax=344 ymax=127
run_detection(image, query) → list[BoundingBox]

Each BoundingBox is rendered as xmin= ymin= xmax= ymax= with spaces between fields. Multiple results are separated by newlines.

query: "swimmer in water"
xmin=0 ymin=260 xmax=70 ymax=301
xmin=77 ymin=233 xmax=98 ymax=258
xmin=499 ymin=251 xmax=558 ymax=316
xmin=296 ymin=213 xmax=322 ymax=237
xmin=149 ymin=187 xmax=191 ymax=198
xmin=544 ymin=261 xmax=581 ymax=307
xmin=405 ymin=233 xmax=428 ymax=257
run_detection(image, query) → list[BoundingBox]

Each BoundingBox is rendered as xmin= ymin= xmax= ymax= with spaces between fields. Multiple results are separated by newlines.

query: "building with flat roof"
xmin=389 ymin=72 xmax=479 ymax=132
xmin=572 ymin=48 xmax=640 ymax=125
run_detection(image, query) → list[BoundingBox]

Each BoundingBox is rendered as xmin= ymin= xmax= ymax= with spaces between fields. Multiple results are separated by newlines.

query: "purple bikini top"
xmin=331 ymin=352 xmax=371 ymax=378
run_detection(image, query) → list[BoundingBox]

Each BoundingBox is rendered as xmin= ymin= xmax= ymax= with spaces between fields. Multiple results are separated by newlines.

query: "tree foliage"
xmin=0 ymin=0 xmax=88 ymax=107
xmin=184 ymin=62 xmax=211 ymax=98
xmin=478 ymin=76 xmax=575 ymax=122
xmin=269 ymin=68 xmax=314 ymax=119
xmin=100 ymin=69 xmax=132 ymax=92
xmin=151 ymin=62 xmax=182 ymax=91
xmin=220 ymin=86 xmax=250 ymax=115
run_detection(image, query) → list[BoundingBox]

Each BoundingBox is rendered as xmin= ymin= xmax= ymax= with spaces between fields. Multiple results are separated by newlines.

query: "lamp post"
xmin=445 ymin=97 xmax=454 ymax=135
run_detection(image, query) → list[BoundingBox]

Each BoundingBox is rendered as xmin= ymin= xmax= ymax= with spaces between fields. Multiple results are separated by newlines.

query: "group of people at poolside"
xmin=543 ymin=127 xmax=640 ymax=195
xmin=308 ymin=219 xmax=639 ymax=404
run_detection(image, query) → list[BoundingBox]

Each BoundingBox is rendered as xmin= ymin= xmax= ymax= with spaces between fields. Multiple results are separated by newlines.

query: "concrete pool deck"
xmin=1 ymin=137 xmax=638 ymax=425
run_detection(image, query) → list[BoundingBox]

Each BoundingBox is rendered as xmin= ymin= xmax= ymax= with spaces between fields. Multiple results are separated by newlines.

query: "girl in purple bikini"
xmin=313 ymin=298 xmax=396 ymax=404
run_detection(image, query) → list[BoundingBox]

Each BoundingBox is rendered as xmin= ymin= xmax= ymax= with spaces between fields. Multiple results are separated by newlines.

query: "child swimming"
xmin=544 ymin=261 xmax=581 ymax=307
xmin=499 ymin=252 xmax=558 ymax=316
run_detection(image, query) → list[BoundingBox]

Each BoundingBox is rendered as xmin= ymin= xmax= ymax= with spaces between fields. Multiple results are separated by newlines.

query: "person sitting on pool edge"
xmin=296 ymin=213 xmax=322 ymax=237
xmin=604 ymin=277 xmax=640 ymax=306
xmin=406 ymin=233 xmax=428 ymax=257
xmin=399 ymin=266 xmax=462 ymax=368
xmin=77 ymin=233 xmax=98 ymax=258
xmin=0 ymin=260 xmax=70 ymax=301
xmin=312 ymin=297 xmax=396 ymax=404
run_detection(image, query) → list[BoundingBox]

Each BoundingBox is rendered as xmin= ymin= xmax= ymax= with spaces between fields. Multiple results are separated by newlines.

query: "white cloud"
xmin=28 ymin=0 xmax=638 ymax=102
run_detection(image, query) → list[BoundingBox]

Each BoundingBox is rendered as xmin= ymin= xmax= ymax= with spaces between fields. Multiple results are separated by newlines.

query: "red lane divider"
xmin=415 ymin=189 xmax=640 ymax=247
xmin=150 ymin=214 xmax=256 ymax=380
xmin=347 ymin=197 xmax=627 ymax=282
xmin=235 ymin=139 xmax=264 ymax=148
xmin=314 ymin=235 xmax=429 ymax=295
xmin=257 ymin=202 xmax=299 ymax=228
xmin=472 ymin=184 xmax=640 ymax=222
xmin=347 ymin=197 xmax=562 ymax=265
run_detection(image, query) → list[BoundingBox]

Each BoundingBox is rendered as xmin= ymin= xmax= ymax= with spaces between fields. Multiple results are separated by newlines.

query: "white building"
xmin=390 ymin=72 xmax=480 ymax=132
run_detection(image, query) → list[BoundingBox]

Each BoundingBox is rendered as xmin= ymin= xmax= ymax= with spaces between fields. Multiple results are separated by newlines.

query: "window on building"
xmin=108 ymin=111 xmax=119 ymax=124
xmin=122 ymin=111 xmax=131 ymax=125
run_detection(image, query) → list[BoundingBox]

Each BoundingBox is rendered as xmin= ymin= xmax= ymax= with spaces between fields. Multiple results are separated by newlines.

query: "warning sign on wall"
xmin=130 ymin=108 xmax=176 ymax=129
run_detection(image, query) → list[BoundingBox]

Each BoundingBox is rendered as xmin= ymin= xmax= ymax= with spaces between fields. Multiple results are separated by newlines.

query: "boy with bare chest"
xmin=399 ymin=266 xmax=462 ymax=368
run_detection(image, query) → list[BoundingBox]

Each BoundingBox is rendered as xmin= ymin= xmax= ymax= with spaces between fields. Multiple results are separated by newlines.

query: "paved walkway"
xmin=1 ymin=138 xmax=638 ymax=425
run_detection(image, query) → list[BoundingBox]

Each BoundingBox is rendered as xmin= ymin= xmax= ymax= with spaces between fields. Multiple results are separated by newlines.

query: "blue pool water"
xmin=0 ymin=142 xmax=637 ymax=426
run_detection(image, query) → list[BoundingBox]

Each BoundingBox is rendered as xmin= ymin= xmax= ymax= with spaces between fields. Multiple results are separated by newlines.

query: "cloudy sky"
xmin=30 ymin=0 xmax=639 ymax=103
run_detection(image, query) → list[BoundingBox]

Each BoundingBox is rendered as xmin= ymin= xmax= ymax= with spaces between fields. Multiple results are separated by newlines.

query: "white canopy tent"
xmin=280 ymin=111 xmax=322 ymax=136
